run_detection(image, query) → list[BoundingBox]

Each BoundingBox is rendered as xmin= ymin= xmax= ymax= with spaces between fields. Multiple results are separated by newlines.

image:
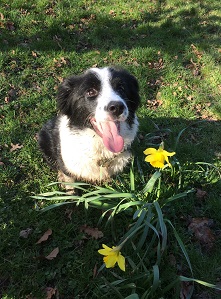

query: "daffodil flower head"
xmin=143 ymin=144 xmax=175 ymax=168
xmin=98 ymin=244 xmax=125 ymax=271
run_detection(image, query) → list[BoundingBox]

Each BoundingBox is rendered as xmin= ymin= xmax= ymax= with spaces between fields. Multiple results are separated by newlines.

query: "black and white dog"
xmin=38 ymin=66 xmax=140 ymax=185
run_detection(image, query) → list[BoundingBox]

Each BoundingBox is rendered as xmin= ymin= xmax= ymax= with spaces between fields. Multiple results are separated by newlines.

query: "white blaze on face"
xmin=89 ymin=67 xmax=129 ymax=153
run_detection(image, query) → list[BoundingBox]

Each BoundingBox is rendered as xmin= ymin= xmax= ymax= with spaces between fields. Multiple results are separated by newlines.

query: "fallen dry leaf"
xmin=45 ymin=247 xmax=59 ymax=260
xmin=32 ymin=51 xmax=38 ymax=58
xmin=19 ymin=228 xmax=33 ymax=239
xmin=6 ymin=21 xmax=15 ymax=31
xmin=191 ymin=44 xmax=203 ymax=59
xmin=45 ymin=287 xmax=58 ymax=299
xmin=10 ymin=143 xmax=23 ymax=152
xmin=80 ymin=225 xmax=103 ymax=239
xmin=93 ymin=263 xmax=98 ymax=279
xmin=188 ymin=218 xmax=216 ymax=249
xmin=180 ymin=281 xmax=193 ymax=299
xmin=36 ymin=229 xmax=52 ymax=244
xmin=196 ymin=188 xmax=208 ymax=199
xmin=146 ymin=99 xmax=163 ymax=109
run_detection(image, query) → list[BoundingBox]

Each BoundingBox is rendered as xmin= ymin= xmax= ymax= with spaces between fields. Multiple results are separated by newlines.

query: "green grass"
xmin=0 ymin=0 xmax=221 ymax=298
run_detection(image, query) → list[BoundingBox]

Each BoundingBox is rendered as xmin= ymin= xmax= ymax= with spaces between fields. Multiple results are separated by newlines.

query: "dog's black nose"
xmin=107 ymin=101 xmax=125 ymax=117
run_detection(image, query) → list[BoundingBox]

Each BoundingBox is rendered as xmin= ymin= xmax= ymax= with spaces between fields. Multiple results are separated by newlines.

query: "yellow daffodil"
xmin=143 ymin=146 xmax=175 ymax=168
xmin=98 ymin=244 xmax=125 ymax=271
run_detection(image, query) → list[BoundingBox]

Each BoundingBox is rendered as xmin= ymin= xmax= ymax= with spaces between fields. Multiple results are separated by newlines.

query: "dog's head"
xmin=57 ymin=66 xmax=140 ymax=153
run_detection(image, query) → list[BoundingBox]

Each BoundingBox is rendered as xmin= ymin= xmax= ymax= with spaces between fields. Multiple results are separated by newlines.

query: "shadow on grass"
xmin=1 ymin=2 xmax=221 ymax=60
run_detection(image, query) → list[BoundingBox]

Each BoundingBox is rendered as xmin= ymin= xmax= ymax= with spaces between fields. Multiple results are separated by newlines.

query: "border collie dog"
xmin=38 ymin=66 xmax=140 ymax=185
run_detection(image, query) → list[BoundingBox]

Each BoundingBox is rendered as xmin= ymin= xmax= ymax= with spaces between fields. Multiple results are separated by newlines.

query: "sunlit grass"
xmin=0 ymin=0 xmax=221 ymax=298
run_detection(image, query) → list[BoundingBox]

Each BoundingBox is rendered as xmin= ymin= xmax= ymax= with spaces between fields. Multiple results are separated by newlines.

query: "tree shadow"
xmin=1 ymin=2 xmax=220 ymax=59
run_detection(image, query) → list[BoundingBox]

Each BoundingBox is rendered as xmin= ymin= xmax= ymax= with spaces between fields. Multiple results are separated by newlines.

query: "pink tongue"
xmin=100 ymin=121 xmax=124 ymax=153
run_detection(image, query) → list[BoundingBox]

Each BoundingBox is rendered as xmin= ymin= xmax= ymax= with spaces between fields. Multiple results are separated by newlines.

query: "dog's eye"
xmin=86 ymin=88 xmax=98 ymax=98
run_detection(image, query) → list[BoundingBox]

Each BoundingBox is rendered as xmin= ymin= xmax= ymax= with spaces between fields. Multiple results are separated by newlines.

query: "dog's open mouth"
xmin=90 ymin=118 xmax=124 ymax=153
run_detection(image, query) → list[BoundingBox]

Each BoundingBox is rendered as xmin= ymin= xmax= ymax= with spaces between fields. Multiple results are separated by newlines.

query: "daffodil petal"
xmin=102 ymin=244 xmax=112 ymax=250
xmin=163 ymin=150 xmax=176 ymax=157
xmin=98 ymin=250 xmax=116 ymax=256
xmin=144 ymin=155 xmax=156 ymax=163
xmin=143 ymin=148 xmax=157 ymax=155
xmin=151 ymin=161 xmax=165 ymax=168
xmin=117 ymin=254 xmax=125 ymax=271
xmin=98 ymin=244 xmax=114 ymax=255
xmin=104 ymin=254 xmax=117 ymax=268
xmin=164 ymin=155 xmax=174 ymax=167
xmin=98 ymin=249 xmax=112 ymax=255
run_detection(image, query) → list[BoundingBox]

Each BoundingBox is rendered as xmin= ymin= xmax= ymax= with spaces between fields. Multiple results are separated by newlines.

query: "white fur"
xmin=91 ymin=68 xmax=129 ymax=122
xmin=59 ymin=114 xmax=138 ymax=182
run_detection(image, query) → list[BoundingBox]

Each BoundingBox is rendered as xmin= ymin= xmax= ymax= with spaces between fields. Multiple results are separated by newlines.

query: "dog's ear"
xmin=127 ymin=72 xmax=140 ymax=110
xmin=110 ymin=66 xmax=140 ymax=111
xmin=57 ymin=76 xmax=79 ymax=115
xmin=120 ymin=69 xmax=140 ymax=112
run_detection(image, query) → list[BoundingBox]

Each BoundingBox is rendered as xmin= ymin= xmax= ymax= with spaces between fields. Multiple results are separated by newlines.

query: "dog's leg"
xmin=58 ymin=170 xmax=75 ymax=193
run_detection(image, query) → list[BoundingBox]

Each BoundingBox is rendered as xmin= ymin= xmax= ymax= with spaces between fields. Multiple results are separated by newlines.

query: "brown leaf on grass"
xmin=109 ymin=10 xmax=116 ymax=17
xmin=80 ymin=225 xmax=103 ymax=239
xmin=10 ymin=143 xmax=23 ymax=152
xmin=196 ymin=188 xmax=208 ymax=199
xmin=45 ymin=247 xmax=59 ymax=260
xmin=0 ymin=158 xmax=5 ymax=166
xmin=8 ymin=88 xmax=16 ymax=97
xmin=146 ymin=99 xmax=163 ymax=110
xmin=93 ymin=263 xmax=98 ymax=278
xmin=6 ymin=21 xmax=15 ymax=31
xmin=6 ymin=88 xmax=17 ymax=102
xmin=180 ymin=281 xmax=193 ymax=299
xmin=148 ymin=58 xmax=164 ymax=70
xmin=36 ymin=229 xmax=52 ymax=244
xmin=4 ymin=97 xmax=10 ymax=103
xmin=45 ymin=287 xmax=58 ymax=299
xmin=32 ymin=51 xmax=38 ymax=58
xmin=184 ymin=58 xmax=201 ymax=76
xmin=188 ymin=218 xmax=216 ymax=249
xmin=191 ymin=44 xmax=203 ymax=59
xmin=19 ymin=228 xmax=33 ymax=238
xmin=34 ymin=133 xmax=39 ymax=142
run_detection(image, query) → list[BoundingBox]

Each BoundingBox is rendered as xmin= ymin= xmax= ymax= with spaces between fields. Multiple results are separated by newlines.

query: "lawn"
xmin=0 ymin=0 xmax=221 ymax=298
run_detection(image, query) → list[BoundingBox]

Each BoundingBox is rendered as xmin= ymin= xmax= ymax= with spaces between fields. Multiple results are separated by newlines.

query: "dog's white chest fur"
xmin=59 ymin=115 xmax=138 ymax=182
